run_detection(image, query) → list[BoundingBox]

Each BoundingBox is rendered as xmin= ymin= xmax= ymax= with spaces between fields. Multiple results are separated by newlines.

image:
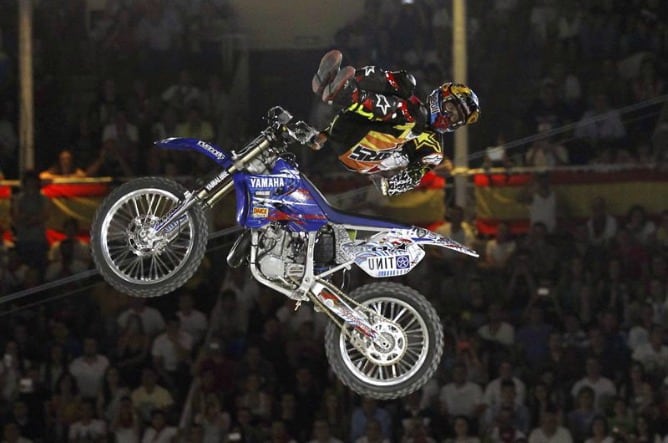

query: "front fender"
xmin=154 ymin=137 xmax=233 ymax=167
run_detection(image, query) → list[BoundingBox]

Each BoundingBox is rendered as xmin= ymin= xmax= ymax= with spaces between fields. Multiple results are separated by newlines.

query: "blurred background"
xmin=0 ymin=0 xmax=667 ymax=442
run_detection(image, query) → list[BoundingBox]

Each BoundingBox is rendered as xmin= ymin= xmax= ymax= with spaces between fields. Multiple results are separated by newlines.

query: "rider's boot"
xmin=312 ymin=49 xmax=343 ymax=95
xmin=322 ymin=66 xmax=356 ymax=104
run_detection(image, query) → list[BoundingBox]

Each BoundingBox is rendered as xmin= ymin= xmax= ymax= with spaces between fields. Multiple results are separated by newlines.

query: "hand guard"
xmin=378 ymin=164 xmax=426 ymax=196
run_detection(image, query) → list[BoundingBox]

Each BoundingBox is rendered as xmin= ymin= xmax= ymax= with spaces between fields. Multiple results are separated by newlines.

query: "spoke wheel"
xmin=324 ymin=282 xmax=444 ymax=400
xmin=91 ymin=177 xmax=208 ymax=297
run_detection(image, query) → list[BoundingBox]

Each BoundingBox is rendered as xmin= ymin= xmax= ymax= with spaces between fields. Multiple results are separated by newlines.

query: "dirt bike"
xmin=90 ymin=106 xmax=478 ymax=400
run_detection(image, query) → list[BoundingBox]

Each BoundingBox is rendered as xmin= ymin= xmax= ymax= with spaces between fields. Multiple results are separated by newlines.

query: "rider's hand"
xmin=308 ymin=132 xmax=328 ymax=151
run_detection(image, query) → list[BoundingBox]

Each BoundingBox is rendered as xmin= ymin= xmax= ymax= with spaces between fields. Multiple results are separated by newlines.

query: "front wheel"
xmin=90 ymin=177 xmax=209 ymax=297
xmin=324 ymin=282 xmax=444 ymax=400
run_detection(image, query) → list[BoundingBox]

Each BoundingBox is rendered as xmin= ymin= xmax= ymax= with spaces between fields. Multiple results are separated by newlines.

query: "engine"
xmin=256 ymin=224 xmax=337 ymax=282
xmin=256 ymin=224 xmax=306 ymax=281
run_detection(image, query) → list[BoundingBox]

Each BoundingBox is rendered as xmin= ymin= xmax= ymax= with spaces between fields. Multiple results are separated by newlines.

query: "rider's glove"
xmin=378 ymin=164 xmax=426 ymax=196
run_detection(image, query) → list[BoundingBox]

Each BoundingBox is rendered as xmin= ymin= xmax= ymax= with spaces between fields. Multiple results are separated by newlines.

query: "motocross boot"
xmin=312 ymin=49 xmax=343 ymax=95
xmin=321 ymin=66 xmax=356 ymax=104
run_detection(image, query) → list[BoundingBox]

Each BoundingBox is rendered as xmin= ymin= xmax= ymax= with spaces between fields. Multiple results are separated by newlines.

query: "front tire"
xmin=324 ymin=282 xmax=444 ymax=400
xmin=90 ymin=177 xmax=208 ymax=297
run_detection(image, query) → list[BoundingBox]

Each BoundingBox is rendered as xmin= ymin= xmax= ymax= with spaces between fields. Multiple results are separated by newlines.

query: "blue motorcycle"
xmin=90 ymin=106 xmax=478 ymax=399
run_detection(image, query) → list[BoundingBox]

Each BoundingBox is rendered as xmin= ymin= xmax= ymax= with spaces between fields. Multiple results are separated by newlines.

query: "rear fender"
xmin=341 ymin=226 xmax=478 ymax=278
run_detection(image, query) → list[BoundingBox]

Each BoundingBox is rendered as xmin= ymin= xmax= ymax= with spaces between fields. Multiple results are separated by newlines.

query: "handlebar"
xmin=266 ymin=106 xmax=319 ymax=146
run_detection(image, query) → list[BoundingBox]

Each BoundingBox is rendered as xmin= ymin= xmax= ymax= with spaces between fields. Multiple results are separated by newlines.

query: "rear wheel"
xmin=90 ymin=177 xmax=208 ymax=297
xmin=324 ymin=282 xmax=444 ymax=400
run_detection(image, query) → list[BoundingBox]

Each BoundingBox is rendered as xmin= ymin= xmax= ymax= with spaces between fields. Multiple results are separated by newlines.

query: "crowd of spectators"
xmin=0 ymin=0 xmax=666 ymax=443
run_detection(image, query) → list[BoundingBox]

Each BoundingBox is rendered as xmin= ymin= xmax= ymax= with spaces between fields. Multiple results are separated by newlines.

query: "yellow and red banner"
xmin=474 ymin=168 xmax=668 ymax=235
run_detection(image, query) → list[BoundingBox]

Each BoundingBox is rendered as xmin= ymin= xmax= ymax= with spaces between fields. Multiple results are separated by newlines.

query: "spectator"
xmin=525 ymin=124 xmax=569 ymax=167
xmin=140 ymin=408 xmax=178 ymax=443
xmin=175 ymin=291 xmax=208 ymax=345
xmin=268 ymin=420 xmax=298 ymax=443
xmin=110 ymin=395 xmax=141 ymax=443
xmin=234 ymin=372 xmax=272 ymax=422
xmin=631 ymin=325 xmax=668 ymax=382
xmin=523 ymin=79 xmax=572 ymax=137
xmin=46 ymin=373 xmax=83 ymax=442
xmin=484 ymin=404 xmax=527 ymax=443
xmin=624 ymin=204 xmax=657 ymax=246
xmin=1 ymin=421 xmax=32 ymax=443
xmin=130 ymin=367 xmax=174 ymax=424
xmin=528 ymin=405 xmax=573 ymax=443
xmin=400 ymin=416 xmax=438 ymax=443
xmin=585 ymin=415 xmax=613 ymax=443
xmin=193 ymin=393 xmax=231 ymax=443
xmin=274 ymin=391 xmax=300 ymax=439
xmin=114 ymin=312 xmax=150 ymax=388
xmin=94 ymin=78 xmax=122 ymax=127
xmin=68 ymin=398 xmax=107 ymax=443
xmin=527 ymin=382 xmax=563 ymax=430
xmin=117 ymin=298 xmax=166 ymax=338
xmin=618 ymin=362 xmax=653 ymax=415
xmin=566 ymin=386 xmax=599 ymax=443
xmin=483 ymin=222 xmax=517 ymax=273
xmin=631 ymin=414 xmax=661 ymax=443
xmin=0 ymin=100 xmax=17 ymax=177
xmin=574 ymin=92 xmax=627 ymax=151
xmin=571 ymin=358 xmax=617 ymax=412
xmin=11 ymin=170 xmax=50 ymax=274
xmin=586 ymin=197 xmax=618 ymax=247
xmin=515 ymin=305 xmax=553 ymax=368
xmin=160 ymin=69 xmax=201 ymax=113
xmin=439 ymin=362 xmax=485 ymax=422
xmin=47 ymin=218 xmax=90 ymax=266
xmin=483 ymin=361 xmax=527 ymax=409
xmin=477 ymin=303 xmax=515 ymax=348
xmin=539 ymin=332 xmax=581 ymax=391
xmin=135 ymin=3 xmax=183 ymax=73
xmin=353 ymin=417 xmax=390 ymax=443
xmin=88 ymin=109 xmax=138 ymax=177
xmin=316 ymin=389 xmax=347 ymax=441
xmin=39 ymin=149 xmax=87 ymax=180
xmin=517 ymin=173 xmax=558 ymax=235
xmin=292 ymin=366 xmax=324 ymax=440
xmin=605 ymin=397 xmax=634 ymax=437
xmin=96 ymin=366 xmax=130 ymax=424
xmin=350 ymin=398 xmax=392 ymax=443
xmin=39 ymin=343 xmax=67 ymax=394
xmin=481 ymin=380 xmax=531 ymax=435
xmin=7 ymin=399 xmax=43 ymax=442
xmin=151 ymin=315 xmax=193 ymax=398
xmin=654 ymin=209 xmax=668 ymax=249
xmin=44 ymin=237 xmax=89 ymax=282
xmin=68 ymin=337 xmax=110 ymax=400
xmin=175 ymin=105 xmax=215 ymax=142
xmin=308 ymin=418 xmax=343 ymax=443
xmin=443 ymin=415 xmax=480 ymax=443
xmin=201 ymin=74 xmax=232 ymax=146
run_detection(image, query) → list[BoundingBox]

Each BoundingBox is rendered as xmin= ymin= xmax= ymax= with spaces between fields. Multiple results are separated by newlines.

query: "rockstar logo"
xmin=375 ymin=95 xmax=391 ymax=114
xmin=396 ymin=255 xmax=410 ymax=269
xmin=363 ymin=66 xmax=376 ymax=75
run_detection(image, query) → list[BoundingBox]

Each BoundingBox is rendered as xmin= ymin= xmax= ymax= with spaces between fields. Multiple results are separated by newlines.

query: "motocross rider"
xmin=311 ymin=50 xmax=480 ymax=196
